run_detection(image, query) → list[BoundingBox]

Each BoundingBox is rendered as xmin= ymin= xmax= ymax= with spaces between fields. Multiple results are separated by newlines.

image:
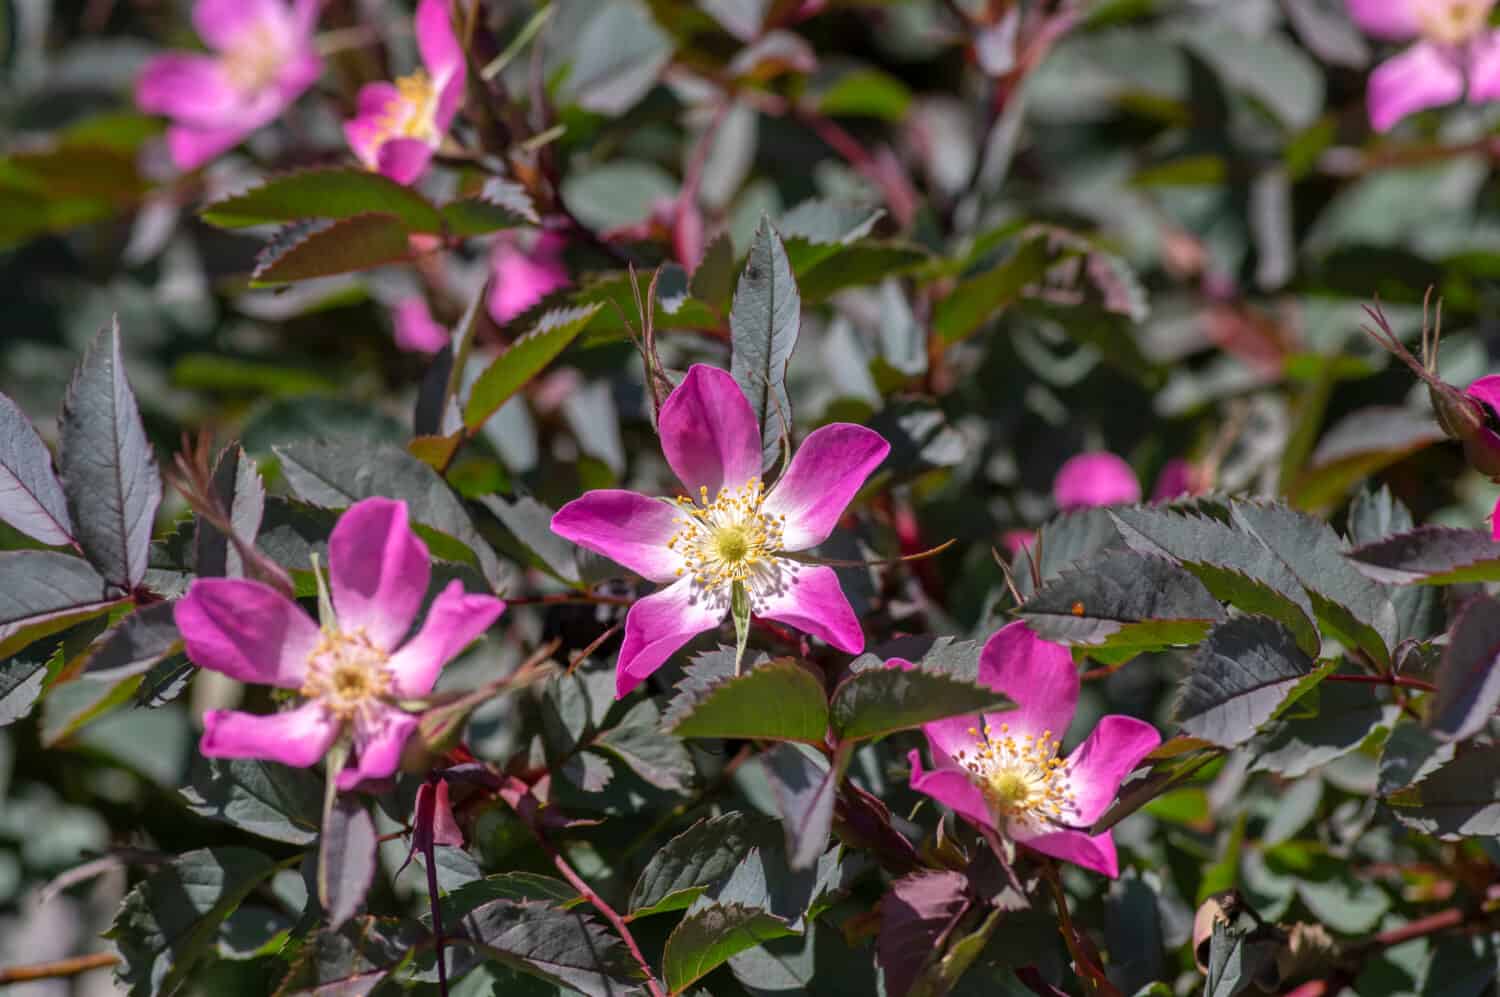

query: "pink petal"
xmin=753 ymin=562 xmax=863 ymax=653
xmin=908 ymin=748 xmax=994 ymax=831
xmin=487 ymin=240 xmax=571 ymax=324
xmin=386 ymin=580 xmax=505 ymax=698
xmin=377 ymin=137 xmax=437 ymax=186
xmin=976 ymin=622 xmax=1077 ymax=741
xmin=193 ymin=0 xmax=289 ymax=50
xmin=434 ymin=71 xmax=466 ymax=134
xmin=550 ymin=490 xmax=685 ymax=583
xmin=1052 ymin=452 xmax=1141 ymax=510
xmin=392 ymin=297 xmax=449 ymax=354
xmin=337 ymin=705 xmax=420 ymax=790
xmin=415 ymin=778 xmax=464 ymax=847
xmin=165 ymin=124 xmax=249 ymax=171
xmin=175 ymin=577 xmax=319 ymax=688
xmin=1064 ymin=715 xmax=1160 ymax=825
xmin=1368 ymin=42 xmax=1465 ymax=132
xmin=344 ymin=82 xmax=398 ymax=167
xmin=137 ymin=54 xmax=238 ymax=126
xmin=658 ymin=365 xmax=764 ymax=500
xmin=271 ymin=49 xmax=323 ymax=107
xmin=329 ymin=498 xmax=431 ymax=652
xmin=1470 ymin=30 xmax=1500 ymax=102
xmin=200 ymin=702 xmax=339 ymax=767
xmin=1493 ymin=495 xmax=1500 ymax=541
xmin=1465 ymin=373 xmax=1500 ymax=414
xmin=763 ymin=424 xmax=890 ymax=551
xmin=1002 ymin=529 xmax=1036 ymax=556
xmin=1016 ymin=827 xmax=1119 ymax=878
xmin=416 ymin=0 xmax=464 ymax=82
xmin=1344 ymin=0 xmax=1420 ymax=39
xmin=616 ymin=577 xmax=725 ymax=697
xmin=920 ymin=714 xmax=983 ymax=768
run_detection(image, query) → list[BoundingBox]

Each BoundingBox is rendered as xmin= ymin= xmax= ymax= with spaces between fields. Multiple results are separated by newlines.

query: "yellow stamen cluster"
xmin=373 ymin=71 xmax=441 ymax=146
xmin=954 ymin=721 xmax=1076 ymax=829
xmin=1417 ymin=0 xmax=1492 ymax=46
xmin=300 ymin=629 xmax=393 ymax=720
xmin=222 ymin=22 xmax=286 ymax=92
xmin=666 ymin=479 xmax=786 ymax=591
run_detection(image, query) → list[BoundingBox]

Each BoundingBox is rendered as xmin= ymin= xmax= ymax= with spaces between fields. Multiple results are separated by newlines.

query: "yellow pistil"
xmin=954 ymin=721 xmax=1077 ymax=830
xmin=1417 ymin=0 xmax=1493 ymax=46
xmin=300 ymin=629 xmax=393 ymax=720
xmin=222 ymin=21 xmax=286 ymax=93
xmin=666 ymin=479 xmax=786 ymax=591
xmin=372 ymin=70 xmax=441 ymax=147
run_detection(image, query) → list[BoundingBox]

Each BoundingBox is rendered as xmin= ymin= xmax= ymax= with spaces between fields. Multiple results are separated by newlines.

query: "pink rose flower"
xmin=1052 ymin=451 xmax=1142 ymax=511
xmin=905 ymin=622 xmax=1160 ymax=878
xmin=1462 ymin=374 xmax=1500 ymax=472
xmin=391 ymin=296 xmax=449 ymax=354
xmin=1347 ymin=0 xmax=1500 ymax=131
xmin=174 ymin=498 xmax=505 ymax=790
xmin=487 ymin=232 xmax=571 ymax=325
xmin=551 ymin=364 xmax=890 ymax=697
xmin=1149 ymin=457 xmax=1212 ymax=503
xmin=344 ymin=0 xmax=465 ymax=185
xmin=136 ymin=0 xmax=322 ymax=170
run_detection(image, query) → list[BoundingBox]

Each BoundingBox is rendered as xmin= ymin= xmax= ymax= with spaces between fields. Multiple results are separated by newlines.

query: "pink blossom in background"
xmin=1052 ymin=451 xmax=1141 ymax=510
xmin=1001 ymin=529 xmax=1037 ymax=556
xmin=1150 ymin=458 xmax=1211 ymax=502
xmin=904 ymin=622 xmax=1160 ymax=877
xmin=344 ymin=0 xmax=465 ymax=184
xmin=1463 ymin=374 xmax=1500 ymax=471
xmin=174 ymin=498 xmax=505 ymax=790
xmin=487 ymin=231 xmax=571 ymax=325
xmin=391 ymin=296 xmax=448 ymax=354
xmin=136 ymin=0 xmax=322 ymax=170
xmin=1346 ymin=0 xmax=1500 ymax=131
xmin=551 ymin=364 xmax=890 ymax=697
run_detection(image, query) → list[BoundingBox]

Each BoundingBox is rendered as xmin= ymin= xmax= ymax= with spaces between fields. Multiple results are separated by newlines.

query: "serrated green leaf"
xmin=933 ymin=235 xmax=1049 ymax=344
xmin=663 ymin=901 xmax=798 ymax=993
xmin=629 ymin=812 xmax=769 ymax=917
xmin=201 ymin=167 xmax=444 ymax=231
xmin=1175 ymin=616 xmax=1330 ymax=748
xmin=667 ymin=658 xmax=829 ymax=742
xmin=252 ymin=214 xmax=414 ymax=285
xmin=1020 ymin=547 xmax=1224 ymax=649
xmin=456 ymin=897 xmax=638 ymax=996
xmin=1347 ymin=526 xmax=1500 ymax=585
xmin=796 ymin=241 xmax=930 ymax=305
xmin=0 ymin=550 xmax=115 ymax=628
xmin=179 ymin=756 xmax=325 ymax=845
xmin=829 ymin=666 xmax=1012 ymax=743
xmin=463 ymin=304 xmax=603 ymax=431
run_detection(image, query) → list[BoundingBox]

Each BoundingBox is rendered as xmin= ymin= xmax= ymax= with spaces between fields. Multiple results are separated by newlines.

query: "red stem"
xmin=1323 ymin=673 xmax=1438 ymax=693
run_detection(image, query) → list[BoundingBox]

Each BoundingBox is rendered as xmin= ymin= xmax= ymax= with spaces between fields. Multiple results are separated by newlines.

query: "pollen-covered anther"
xmin=1417 ymin=0 xmax=1493 ymax=46
xmin=960 ymin=724 xmax=1076 ymax=828
xmin=300 ymin=629 xmax=394 ymax=720
xmin=373 ymin=70 xmax=441 ymax=146
xmin=666 ymin=478 xmax=786 ymax=590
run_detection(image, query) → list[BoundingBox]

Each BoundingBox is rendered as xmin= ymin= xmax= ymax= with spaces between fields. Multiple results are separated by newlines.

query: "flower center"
xmin=301 ymin=630 xmax=392 ymax=720
xmin=954 ymin=722 xmax=1076 ymax=829
xmin=222 ymin=21 xmax=287 ymax=93
xmin=374 ymin=71 xmax=442 ymax=147
xmin=667 ymin=480 xmax=786 ymax=590
xmin=1417 ymin=0 xmax=1493 ymax=46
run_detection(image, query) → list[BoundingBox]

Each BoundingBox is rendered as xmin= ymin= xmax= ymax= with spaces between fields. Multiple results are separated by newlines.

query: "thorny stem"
xmin=423 ymin=811 xmax=450 ymax=997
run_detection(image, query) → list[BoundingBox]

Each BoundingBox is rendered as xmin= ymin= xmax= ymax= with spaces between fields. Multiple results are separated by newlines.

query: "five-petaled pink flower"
xmin=904 ymin=622 xmax=1160 ymax=877
xmin=136 ymin=0 xmax=322 ymax=170
xmin=488 ymin=231 xmax=571 ymax=325
xmin=344 ymin=0 xmax=465 ymax=185
xmin=551 ymin=364 xmax=890 ymax=698
xmin=1347 ymin=0 xmax=1500 ymax=131
xmin=1053 ymin=451 xmax=1141 ymax=511
xmin=174 ymin=497 xmax=505 ymax=790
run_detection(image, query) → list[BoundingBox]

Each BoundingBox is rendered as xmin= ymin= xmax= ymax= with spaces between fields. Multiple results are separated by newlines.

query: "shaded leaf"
xmin=1174 ymin=616 xmax=1326 ymax=748
xmin=730 ymin=218 xmax=802 ymax=469
xmin=829 ymin=666 xmax=1012 ymax=743
xmin=194 ymin=445 xmax=266 ymax=579
xmin=0 ymin=390 xmax=73 ymax=545
xmin=877 ymin=870 xmax=970 ymax=997
xmin=1291 ymin=407 xmax=1445 ymax=510
xmin=932 ymin=235 xmax=1049 ymax=344
xmin=440 ymin=178 xmax=536 ymax=236
xmin=666 ymin=658 xmax=828 ymax=743
xmin=1429 ymin=594 xmax=1500 ymax=742
xmin=83 ymin=600 xmax=180 ymax=680
xmin=1384 ymin=741 xmax=1500 ymax=838
xmin=629 ymin=812 xmax=769 ymax=918
xmin=320 ymin=794 xmax=377 ymax=930
xmin=106 ymin=846 xmax=280 ymax=997
xmin=179 ymin=756 xmax=325 ymax=845
xmin=1346 ymin=527 xmax=1500 ymax=586
xmin=1250 ymin=681 xmax=1397 ymax=778
xmin=595 ymin=708 xmax=696 ymax=794
xmin=762 ymin=742 xmax=839 ymax=871
xmin=60 ymin=320 xmax=161 ymax=589
xmin=0 ymin=550 xmax=115 ymax=628
xmin=456 ymin=897 xmax=637 ymax=996
xmin=1020 ymin=547 xmax=1224 ymax=649
xmin=252 ymin=214 xmax=414 ymax=285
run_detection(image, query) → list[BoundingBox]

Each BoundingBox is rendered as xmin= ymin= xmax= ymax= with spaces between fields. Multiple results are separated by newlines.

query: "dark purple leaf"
xmin=877 ymin=870 xmax=971 ymax=997
xmin=320 ymin=795 xmax=377 ymax=930
xmin=0 ymin=390 xmax=73 ymax=545
xmin=1429 ymin=594 xmax=1500 ymax=742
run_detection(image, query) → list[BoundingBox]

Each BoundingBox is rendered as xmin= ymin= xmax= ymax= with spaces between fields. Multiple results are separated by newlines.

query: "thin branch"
xmin=0 ymin=952 xmax=119 ymax=984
